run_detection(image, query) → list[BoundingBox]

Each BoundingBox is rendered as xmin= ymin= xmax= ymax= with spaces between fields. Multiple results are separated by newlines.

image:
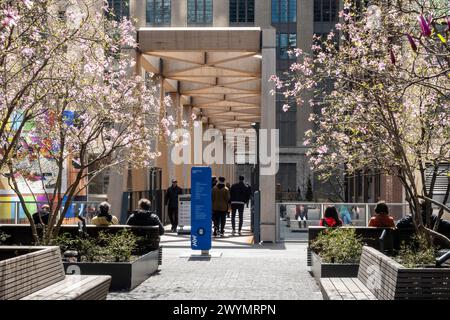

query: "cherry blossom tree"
xmin=1 ymin=0 xmax=171 ymax=244
xmin=273 ymin=0 xmax=450 ymax=246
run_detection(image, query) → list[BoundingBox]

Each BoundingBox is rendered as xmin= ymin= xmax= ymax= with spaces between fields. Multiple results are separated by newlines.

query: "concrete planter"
xmin=63 ymin=249 xmax=159 ymax=291
xmin=311 ymin=252 xmax=359 ymax=282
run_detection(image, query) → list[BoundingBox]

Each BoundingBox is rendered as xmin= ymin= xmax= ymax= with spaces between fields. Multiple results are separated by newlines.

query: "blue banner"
xmin=191 ymin=167 xmax=212 ymax=251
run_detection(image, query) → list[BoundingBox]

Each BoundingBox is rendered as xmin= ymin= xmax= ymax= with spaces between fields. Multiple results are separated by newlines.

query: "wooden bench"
xmin=21 ymin=275 xmax=111 ymax=300
xmin=0 ymin=246 xmax=111 ymax=300
xmin=320 ymin=277 xmax=377 ymax=300
xmin=320 ymin=246 xmax=450 ymax=300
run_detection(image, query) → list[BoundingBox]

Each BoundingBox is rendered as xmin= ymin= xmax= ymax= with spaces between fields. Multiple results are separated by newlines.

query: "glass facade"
xmin=229 ymin=0 xmax=255 ymax=24
xmin=107 ymin=0 xmax=130 ymax=21
xmin=314 ymin=0 xmax=338 ymax=22
xmin=187 ymin=0 xmax=213 ymax=25
xmin=146 ymin=0 xmax=171 ymax=26
xmin=276 ymin=33 xmax=297 ymax=59
xmin=272 ymin=0 xmax=296 ymax=23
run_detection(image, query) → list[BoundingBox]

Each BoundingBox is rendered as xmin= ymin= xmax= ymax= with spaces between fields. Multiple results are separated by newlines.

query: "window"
xmin=272 ymin=0 xmax=296 ymax=23
xmin=187 ymin=0 xmax=213 ymax=25
xmin=107 ymin=0 xmax=130 ymax=21
xmin=277 ymin=33 xmax=297 ymax=59
xmin=314 ymin=0 xmax=339 ymax=22
xmin=146 ymin=0 xmax=171 ymax=26
xmin=277 ymin=101 xmax=297 ymax=146
xmin=229 ymin=0 xmax=254 ymax=24
xmin=276 ymin=72 xmax=297 ymax=146
xmin=276 ymin=164 xmax=297 ymax=192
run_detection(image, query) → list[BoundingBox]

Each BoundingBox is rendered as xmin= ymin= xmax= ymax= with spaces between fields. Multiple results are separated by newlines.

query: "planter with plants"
xmin=57 ymin=229 xmax=159 ymax=291
xmin=356 ymin=235 xmax=450 ymax=300
xmin=310 ymin=228 xmax=363 ymax=281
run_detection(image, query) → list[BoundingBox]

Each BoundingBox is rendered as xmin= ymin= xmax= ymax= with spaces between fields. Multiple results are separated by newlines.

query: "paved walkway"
xmin=108 ymin=207 xmax=322 ymax=300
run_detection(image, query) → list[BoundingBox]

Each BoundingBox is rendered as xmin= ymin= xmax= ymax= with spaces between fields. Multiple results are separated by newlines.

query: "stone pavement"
xmin=108 ymin=206 xmax=322 ymax=300
xmin=108 ymin=243 xmax=322 ymax=300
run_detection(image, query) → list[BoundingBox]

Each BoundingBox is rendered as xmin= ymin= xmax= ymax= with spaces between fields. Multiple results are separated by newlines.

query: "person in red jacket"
xmin=369 ymin=201 xmax=395 ymax=228
xmin=320 ymin=206 xmax=343 ymax=227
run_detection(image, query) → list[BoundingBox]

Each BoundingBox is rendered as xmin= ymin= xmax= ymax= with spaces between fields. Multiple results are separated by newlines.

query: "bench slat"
xmin=21 ymin=275 xmax=111 ymax=300
xmin=320 ymin=278 xmax=343 ymax=300
xmin=329 ymin=278 xmax=357 ymax=300
xmin=340 ymin=278 xmax=372 ymax=300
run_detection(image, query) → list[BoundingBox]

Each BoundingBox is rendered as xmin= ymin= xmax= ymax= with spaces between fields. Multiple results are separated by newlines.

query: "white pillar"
xmin=255 ymin=0 xmax=271 ymax=27
xmin=172 ymin=0 xmax=187 ymax=27
xmin=260 ymin=28 xmax=277 ymax=242
xmin=213 ymin=0 xmax=229 ymax=27
xmin=130 ymin=0 xmax=146 ymax=28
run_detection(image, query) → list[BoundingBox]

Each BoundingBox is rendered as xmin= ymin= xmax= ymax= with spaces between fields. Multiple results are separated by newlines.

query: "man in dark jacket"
xmin=165 ymin=179 xmax=183 ymax=232
xmin=396 ymin=201 xmax=450 ymax=238
xmin=32 ymin=204 xmax=50 ymax=225
xmin=126 ymin=199 xmax=165 ymax=235
xmin=212 ymin=176 xmax=230 ymax=237
xmin=230 ymin=176 xmax=251 ymax=235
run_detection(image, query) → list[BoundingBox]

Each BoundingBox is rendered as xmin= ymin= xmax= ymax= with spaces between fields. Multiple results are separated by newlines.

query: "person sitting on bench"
xmin=319 ymin=206 xmax=343 ymax=227
xmin=91 ymin=202 xmax=118 ymax=226
xmin=369 ymin=202 xmax=395 ymax=228
xmin=396 ymin=201 xmax=450 ymax=237
xmin=32 ymin=204 xmax=50 ymax=225
xmin=126 ymin=198 xmax=165 ymax=235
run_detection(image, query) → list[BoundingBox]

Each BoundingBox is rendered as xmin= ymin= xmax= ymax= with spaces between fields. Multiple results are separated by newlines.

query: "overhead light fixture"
xmin=253 ymin=54 xmax=262 ymax=59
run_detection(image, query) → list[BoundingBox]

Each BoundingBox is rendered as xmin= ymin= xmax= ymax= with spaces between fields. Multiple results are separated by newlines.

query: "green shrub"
xmin=310 ymin=228 xmax=363 ymax=263
xmin=395 ymin=234 xmax=436 ymax=268
xmin=55 ymin=230 xmax=139 ymax=263
xmin=98 ymin=230 xmax=137 ymax=262
xmin=0 ymin=230 xmax=10 ymax=244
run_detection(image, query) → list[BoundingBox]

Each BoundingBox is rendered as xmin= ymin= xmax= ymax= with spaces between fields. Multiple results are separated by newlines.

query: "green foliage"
xmin=0 ymin=230 xmax=10 ymax=244
xmin=395 ymin=234 xmax=436 ymax=268
xmin=310 ymin=228 xmax=363 ymax=263
xmin=55 ymin=230 xmax=139 ymax=263
xmin=98 ymin=230 xmax=137 ymax=262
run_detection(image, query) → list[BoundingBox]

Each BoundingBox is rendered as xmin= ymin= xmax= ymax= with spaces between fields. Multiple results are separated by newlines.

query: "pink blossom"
xmin=317 ymin=145 xmax=328 ymax=154
xmin=2 ymin=8 xmax=19 ymax=28
xmin=282 ymin=104 xmax=290 ymax=112
xmin=22 ymin=0 xmax=33 ymax=9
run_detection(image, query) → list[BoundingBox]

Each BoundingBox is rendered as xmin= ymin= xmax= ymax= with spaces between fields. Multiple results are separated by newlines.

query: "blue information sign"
xmin=191 ymin=167 xmax=212 ymax=250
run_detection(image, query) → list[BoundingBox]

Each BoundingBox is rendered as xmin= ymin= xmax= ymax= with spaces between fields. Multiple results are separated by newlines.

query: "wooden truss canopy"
xmin=138 ymin=28 xmax=262 ymax=138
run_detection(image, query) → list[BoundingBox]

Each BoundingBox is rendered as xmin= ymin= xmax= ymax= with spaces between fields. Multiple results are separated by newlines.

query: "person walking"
xmin=165 ymin=179 xmax=183 ymax=232
xmin=212 ymin=176 xmax=230 ymax=237
xmin=230 ymin=176 xmax=251 ymax=235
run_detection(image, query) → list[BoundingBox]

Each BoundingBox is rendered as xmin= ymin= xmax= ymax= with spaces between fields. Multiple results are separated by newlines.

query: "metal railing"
xmin=276 ymin=202 xmax=411 ymax=241
xmin=0 ymin=201 xmax=103 ymax=225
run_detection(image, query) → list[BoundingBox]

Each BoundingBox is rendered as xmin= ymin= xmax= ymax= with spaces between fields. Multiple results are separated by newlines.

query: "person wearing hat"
xmin=230 ymin=175 xmax=252 ymax=235
xmin=165 ymin=178 xmax=183 ymax=232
